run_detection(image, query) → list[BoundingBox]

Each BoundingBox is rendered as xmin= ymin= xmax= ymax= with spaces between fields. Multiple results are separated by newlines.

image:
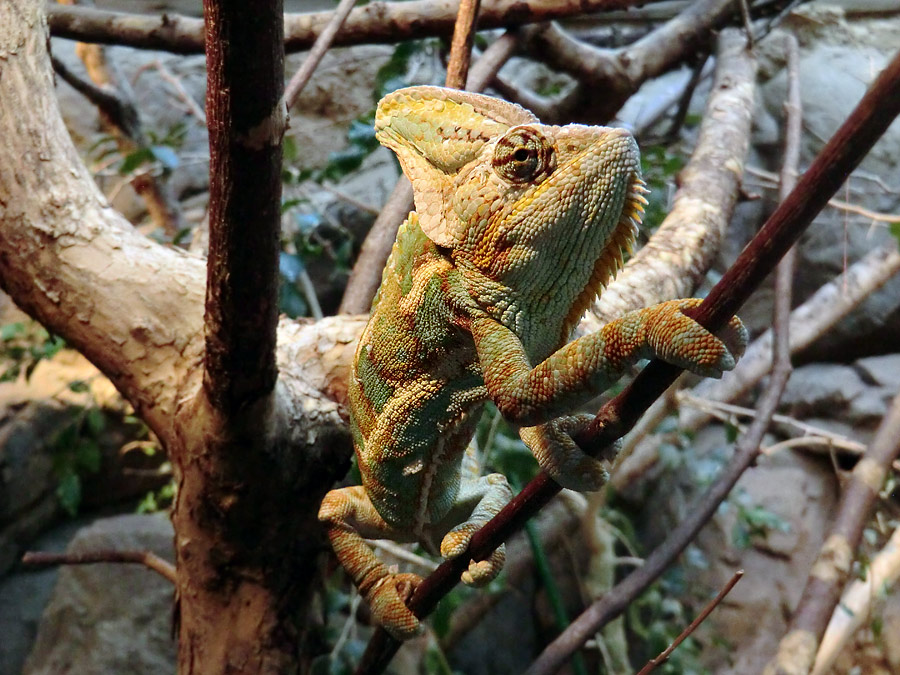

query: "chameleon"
xmin=319 ymin=86 xmax=746 ymax=640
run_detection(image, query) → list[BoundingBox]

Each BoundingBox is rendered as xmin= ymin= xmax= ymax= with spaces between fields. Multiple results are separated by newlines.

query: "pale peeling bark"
xmin=0 ymin=1 xmax=206 ymax=441
xmin=585 ymin=28 xmax=756 ymax=330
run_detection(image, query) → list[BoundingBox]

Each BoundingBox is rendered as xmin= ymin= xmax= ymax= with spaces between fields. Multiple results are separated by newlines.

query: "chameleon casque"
xmin=319 ymin=86 xmax=746 ymax=640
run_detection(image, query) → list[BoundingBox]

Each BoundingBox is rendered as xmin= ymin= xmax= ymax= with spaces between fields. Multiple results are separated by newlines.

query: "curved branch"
xmin=22 ymin=549 xmax=177 ymax=584
xmin=47 ymin=0 xmax=655 ymax=54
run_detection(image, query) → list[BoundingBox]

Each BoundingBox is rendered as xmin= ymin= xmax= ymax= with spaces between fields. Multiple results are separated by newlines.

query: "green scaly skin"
xmin=318 ymin=86 xmax=747 ymax=640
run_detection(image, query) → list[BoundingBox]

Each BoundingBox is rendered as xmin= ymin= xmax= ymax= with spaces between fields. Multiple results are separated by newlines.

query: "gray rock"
xmin=0 ymin=517 xmax=86 ymax=675
xmin=779 ymin=363 xmax=867 ymax=418
xmin=23 ymin=513 xmax=175 ymax=675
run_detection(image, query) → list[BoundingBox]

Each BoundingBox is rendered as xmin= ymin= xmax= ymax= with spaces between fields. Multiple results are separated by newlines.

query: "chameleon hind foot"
xmin=361 ymin=571 xmax=424 ymax=641
xmin=440 ymin=472 xmax=512 ymax=586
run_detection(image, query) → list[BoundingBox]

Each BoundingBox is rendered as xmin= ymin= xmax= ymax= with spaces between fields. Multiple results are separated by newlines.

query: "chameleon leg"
xmin=318 ymin=486 xmax=424 ymax=640
xmin=439 ymin=472 xmax=513 ymax=586
xmin=520 ymin=414 xmax=619 ymax=492
xmin=472 ymin=298 xmax=748 ymax=427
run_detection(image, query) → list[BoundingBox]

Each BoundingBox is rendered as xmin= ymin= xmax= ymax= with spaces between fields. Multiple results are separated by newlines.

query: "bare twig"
xmin=284 ymin=0 xmax=357 ymax=109
xmin=151 ymin=59 xmax=206 ymax=124
xmin=745 ymin=166 xmax=900 ymax=223
xmin=22 ymin=549 xmax=176 ymax=584
xmin=50 ymin=54 xmax=136 ymax=131
xmin=446 ymin=0 xmax=482 ymax=90
xmin=681 ymin=242 xmax=900 ymax=432
xmin=47 ymin=0 xmax=655 ymax=54
xmin=635 ymin=570 xmax=744 ymax=675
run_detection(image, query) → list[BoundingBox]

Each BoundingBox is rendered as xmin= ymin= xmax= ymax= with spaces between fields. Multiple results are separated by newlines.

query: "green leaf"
xmin=67 ymin=380 xmax=90 ymax=393
xmin=56 ymin=472 xmax=82 ymax=516
xmin=86 ymin=408 xmax=106 ymax=436
xmin=889 ymin=221 xmax=900 ymax=244
xmin=0 ymin=322 xmax=26 ymax=341
xmin=75 ymin=438 xmax=102 ymax=473
xmin=118 ymin=147 xmax=155 ymax=175
xmin=136 ymin=491 xmax=159 ymax=514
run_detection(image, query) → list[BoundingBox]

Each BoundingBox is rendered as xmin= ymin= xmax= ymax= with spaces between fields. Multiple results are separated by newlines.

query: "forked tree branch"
xmin=355 ymin=39 xmax=900 ymax=674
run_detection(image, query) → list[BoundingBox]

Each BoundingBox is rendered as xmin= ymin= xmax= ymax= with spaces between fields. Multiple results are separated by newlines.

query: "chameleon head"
xmin=375 ymin=86 xmax=647 ymax=341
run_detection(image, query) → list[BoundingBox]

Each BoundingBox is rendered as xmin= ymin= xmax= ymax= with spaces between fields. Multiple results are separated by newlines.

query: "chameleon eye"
xmin=492 ymin=126 xmax=555 ymax=185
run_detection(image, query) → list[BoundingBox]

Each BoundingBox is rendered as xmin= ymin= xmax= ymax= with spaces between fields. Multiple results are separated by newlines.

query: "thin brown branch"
xmin=201 ymin=0 xmax=285 ymax=413
xmin=635 ymin=570 xmax=744 ymax=675
xmin=47 ymin=0 xmax=655 ymax=54
xmin=765 ymin=392 xmax=900 ymax=675
xmin=356 ymin=39 xmax=900 ymax=674
xmin=525 ymin=38 xmax=800 ymax=671
xmin=284 ymin=0 xmax=357 ymax=109
xmin=50 ymin=54 xmax=135 ymax=131
xmin=525 ymin=315 xmax=792 ymax=675
xmin=746 ymin=166 xmax=900 ymax=222
xmin=445 ymin=0 xmax=482 ymax=89
xmin=22 ymin=549 xmax=177 ymax=584
xmin=338 ymin=32 xmax=517 ymax=315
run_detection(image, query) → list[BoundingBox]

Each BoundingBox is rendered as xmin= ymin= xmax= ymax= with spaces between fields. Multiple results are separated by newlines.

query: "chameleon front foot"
xmin=361 ymin=571 xmax=424 ymax=640
xmin=521 ymin=414 xmax=613 ymax=492
xmin=640 ymin=298 xmax=748 ymax=378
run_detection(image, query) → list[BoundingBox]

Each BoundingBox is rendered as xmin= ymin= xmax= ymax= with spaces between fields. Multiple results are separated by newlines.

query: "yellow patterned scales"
xmin=319 ymin=86 xmax=746 ymax=639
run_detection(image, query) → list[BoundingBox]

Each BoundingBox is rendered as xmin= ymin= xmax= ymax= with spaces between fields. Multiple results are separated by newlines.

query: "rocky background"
xmin=2 ymin=1 xmax=900 ymax=673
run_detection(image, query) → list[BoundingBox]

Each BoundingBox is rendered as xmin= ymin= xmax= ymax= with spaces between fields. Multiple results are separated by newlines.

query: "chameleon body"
xmin=319 ymin=86 xmax=746 ymax=639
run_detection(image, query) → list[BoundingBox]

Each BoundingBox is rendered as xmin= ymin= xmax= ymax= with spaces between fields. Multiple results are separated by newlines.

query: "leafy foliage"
xmin=50 ymin=404 xmax=107 ymax=516
xmin=730 ymin=490 xmax=791 ymax=550
xmin=0 ymin=321 xmax=65 ymax=382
